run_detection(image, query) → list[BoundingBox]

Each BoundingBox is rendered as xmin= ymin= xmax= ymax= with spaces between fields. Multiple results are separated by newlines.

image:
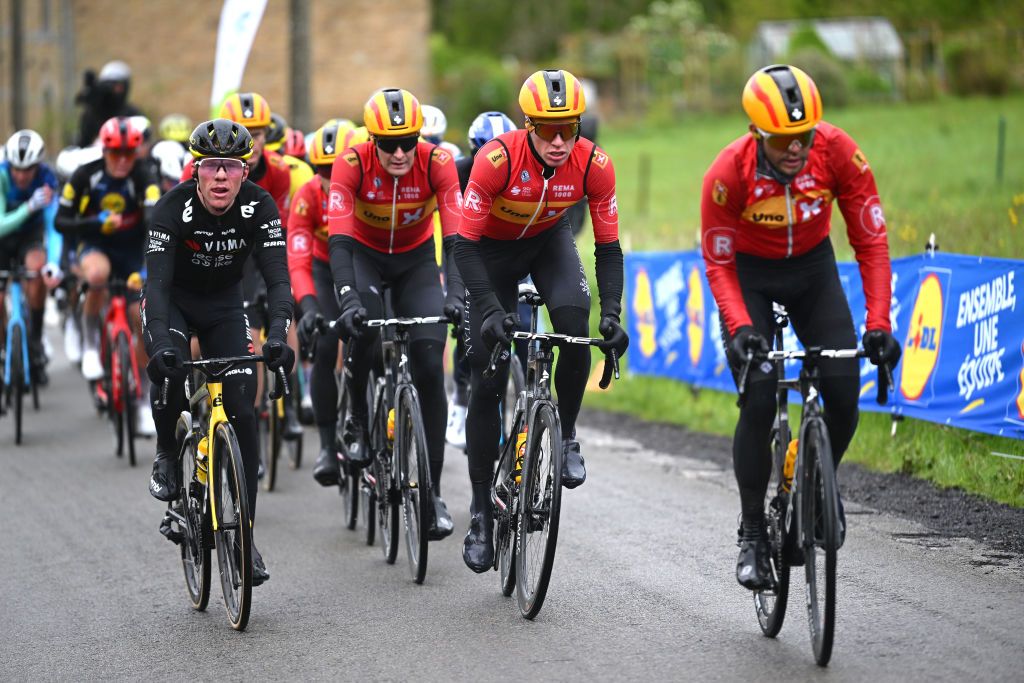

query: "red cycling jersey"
xmin=287 ymin=176 xmax=329 ymax=301
xmin=179 ymin=149 xmax=293 ymax=227
xmin=459 ymin=129 xmax=618 ymax=243
xmin=327 ymin=141 xmax=461 ymax=253
xmin=701 ymin=121 xmax=891 ymax=335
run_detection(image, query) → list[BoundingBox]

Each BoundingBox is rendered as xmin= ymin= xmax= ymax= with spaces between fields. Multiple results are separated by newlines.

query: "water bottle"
xmin=514 ymin=425 xmax=528 ymax=484
xmin=387 ymin=408 xmax=395 ymax=442
xmin=196 ymin=436 xmax=209 ymax=485
xmin=782 ymin=438 xmax=797 ymax=493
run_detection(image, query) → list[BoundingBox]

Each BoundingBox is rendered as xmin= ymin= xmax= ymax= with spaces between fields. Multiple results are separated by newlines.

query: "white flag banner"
xmin=209 ymin=0 xmax=268 ymax=114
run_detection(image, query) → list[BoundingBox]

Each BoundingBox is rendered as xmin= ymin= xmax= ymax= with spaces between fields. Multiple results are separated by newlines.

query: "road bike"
xmin=0 ymin=264 xmax=41 ymax=444
xmin=97 ymin=277 xmax=144 ymax=466
xmin=157 ymin=354 xmax=289 ymax=631
xmin=486 ymin=283 xmax=619 ymax=619
xmin=738 ymin=305 xmax=892 ymax=666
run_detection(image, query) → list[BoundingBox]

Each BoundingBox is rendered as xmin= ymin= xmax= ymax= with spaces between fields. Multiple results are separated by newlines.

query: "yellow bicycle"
xmin=159 ymin=354 xmax=287 ymax=631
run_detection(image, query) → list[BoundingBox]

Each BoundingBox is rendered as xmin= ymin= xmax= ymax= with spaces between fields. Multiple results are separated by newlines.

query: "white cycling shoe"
xmin=445 ymin=402 xmax=467 ymax=449
xmin=136 ymin=404 xmax=157 ymax=437
xmin=64 ymin=317 xmax=83 ymax=364
xmin=81 ymin=347 xmax=104 ymax=381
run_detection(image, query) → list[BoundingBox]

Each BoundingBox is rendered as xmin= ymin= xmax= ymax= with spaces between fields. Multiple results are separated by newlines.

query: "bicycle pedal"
xmin=158 ymin=513 xmax=183 ymax=545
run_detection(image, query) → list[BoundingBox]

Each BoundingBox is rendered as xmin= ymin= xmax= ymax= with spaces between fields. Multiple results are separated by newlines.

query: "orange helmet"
xmin=363 ymin=88 xmax=423 ymax=137
xmin=742 ymin=65 xmax=822 ymax=135
xmin=519 ymin=69 xmax=586 ymax=120
xmin=307 ymin=122 xmax=347 ymax=166
xmin=218 ymin=92 xmax=272 ymax=129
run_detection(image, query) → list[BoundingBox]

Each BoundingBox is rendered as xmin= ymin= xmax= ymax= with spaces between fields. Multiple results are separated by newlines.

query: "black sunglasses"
xmin=374 ymin=135 xmax=419 ymax=154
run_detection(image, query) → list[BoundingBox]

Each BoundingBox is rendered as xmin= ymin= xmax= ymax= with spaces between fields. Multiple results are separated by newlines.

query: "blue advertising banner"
xmin=626 ymin=250 xmax=1024 ymax=440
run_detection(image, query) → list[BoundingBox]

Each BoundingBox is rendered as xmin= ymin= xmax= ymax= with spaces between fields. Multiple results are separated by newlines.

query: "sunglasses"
xmin=756 ymin=127 xmax=816 ymax=152
xmin=316 ymin=164 xmax=333 ymax=179
xmin=529 ymin=120 xmax=581 ymax=142
xmin=374 ymin=135 xmax=419 ymax=154
xmin=195 ymin=157 xmax=247 ymax=180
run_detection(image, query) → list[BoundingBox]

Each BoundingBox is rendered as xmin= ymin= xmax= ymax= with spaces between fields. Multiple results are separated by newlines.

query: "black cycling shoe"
xmin=736 ymin=533 xmax=773 ymax=591
xmin=282 ymin=403 xmax=304 ymax=441
xmin=252 ymin=544 xmax=270 ymax=586
xmin=312 ymin=446 xmax=341 ymax=486
xmin=561 ymin=438 xmax=586 ymax=489
xmin=149 ymin=450 xmax=180 ymax=502
xmin=462 ymin=512 xmax=494 ymax=573
xmin=428 ymin=495 xmax=454 ymax=540
xmin=346 ymin=421 xmax=372 ymax=468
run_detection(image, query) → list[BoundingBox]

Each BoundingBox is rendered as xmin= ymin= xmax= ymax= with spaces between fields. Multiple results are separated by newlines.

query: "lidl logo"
xmin=632 ymin=267 xmax=657 ymax=359
xmin=100 ymin=193 xmax=126 ymax=213
xmin=900 ymin=273 xmax=944 ymax=401
xmin=685 ymin=266 xmax=704 ymax=366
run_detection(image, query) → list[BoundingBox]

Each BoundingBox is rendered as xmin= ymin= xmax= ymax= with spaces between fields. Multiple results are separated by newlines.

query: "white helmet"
xmin=98 ymin=60 xmax=131 ymax=83
xmin=129 ymin=115 xmax=152 ymax=142
xmin=420 ymin=105 xmax=447 ymax=142
xmin=55 ymin=145 xmax=102 ymax=181
xmin=150 ymin=140 xmax=188 ymax=182
xmin=4 ymin=130 xmax=46 ymax=169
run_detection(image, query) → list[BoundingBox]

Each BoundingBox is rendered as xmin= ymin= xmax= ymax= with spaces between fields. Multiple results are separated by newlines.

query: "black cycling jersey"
xmin=143 ymin=179 xmax=292 ymax=352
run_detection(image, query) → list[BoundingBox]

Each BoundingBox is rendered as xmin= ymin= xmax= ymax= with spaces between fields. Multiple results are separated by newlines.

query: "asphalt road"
xmin=2 ymin=351 xmax=1022 ymax=681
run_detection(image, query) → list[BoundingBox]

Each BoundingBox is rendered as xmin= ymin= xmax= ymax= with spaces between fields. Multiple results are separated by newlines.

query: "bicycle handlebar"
xmin=483 ymin=330 xmax=621 ymax=389
xmin=736 ymin=346 xmax=894 ymax=407
xmin=154 ymin=353 xmax=290 ymax=408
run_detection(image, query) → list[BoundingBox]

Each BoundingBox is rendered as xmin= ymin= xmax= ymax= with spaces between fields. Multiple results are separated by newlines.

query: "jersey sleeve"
xmin=830 ymin=129 xmax=892 ymax=333
xmin=430 ymin=147 xmax=462 ymax=239
xmin=0 ymin=172 xmax=31 ymax=239
xmin=585 ymin=146 xmax=618 ymax=244
xmin=700 ymin=151 xmax=752 ymax=336
xmin=142 ymin=197 xmax=180 ymax=351
xmin=251 ymin=192 xmax=293 ymax=342
xmin=327 ymin=150 xmax=362 ymax=239
xmin=54 ymin=167 xmax=103 ymax=236
xmin=457 ymin=139 xmax=508 ymax=241
xmin=287 ymin=182 xmax=318 ymax=302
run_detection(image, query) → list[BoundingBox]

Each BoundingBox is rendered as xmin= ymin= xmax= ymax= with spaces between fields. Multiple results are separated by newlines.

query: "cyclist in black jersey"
xmin=144 ymin=119 xmax=294 ymax=586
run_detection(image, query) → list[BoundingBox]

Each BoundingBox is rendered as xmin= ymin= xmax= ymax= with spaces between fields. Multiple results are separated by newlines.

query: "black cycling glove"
xmin=729 ymin=325 xmax=770 ymax=363
xmin=481 ymin=310 xmax=517 ymax=352
xmin=297 ymin=295 xmax=321 ymax=350
xmin=598 ymin=315 xmax=629 ymax=357
xmin=863 ymin=329 xmax=902 ymax=366
xmin=336 ymin=291 xmax=366 ymax=342
xmin=263 ymin=338 xmax=295 ymax=375
xmin=146 ymin=346 xmax=187 ymax=385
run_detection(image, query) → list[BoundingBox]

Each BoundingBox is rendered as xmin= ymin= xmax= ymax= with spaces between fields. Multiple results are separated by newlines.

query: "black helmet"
xmin=188 ymin=118 xmax=254 ymax=160
xmin=266 ymin=112 xmax=287 ymax=149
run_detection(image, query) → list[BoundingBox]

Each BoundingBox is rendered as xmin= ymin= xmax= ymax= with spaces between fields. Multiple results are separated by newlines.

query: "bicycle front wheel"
xmin=212 ymin=422 xmax=253 ymax=631
xmin=755 ymin=424 xmax=791 ymax=637
xmin=802 ymin=419 xmax=838 ymax=666
xmin=515 ymin=402 xmax=562 ymax=619
xmin=10 ymin=324 xmax=25 ymax=445
xmin=396 ymin=387 xmax=430 ymax=584
xmin=117 ymin=333 xmax=137 ymax=467
xmin=177 ymin=424 xmax=210 ymax=611
xmin=495 ymin=439 xmax=518 ymax=597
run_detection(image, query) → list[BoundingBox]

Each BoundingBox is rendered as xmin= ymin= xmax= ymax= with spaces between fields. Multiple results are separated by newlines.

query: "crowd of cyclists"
xmin=1 ymin=58 xmax=899 ymax=598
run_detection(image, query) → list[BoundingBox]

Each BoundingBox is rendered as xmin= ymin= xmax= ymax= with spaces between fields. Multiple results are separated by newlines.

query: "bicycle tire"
xmin=212 ymin=422 xmax=253 ymax=631
xmin=117 ymin=333 xmax=137 ymax=467
xmin=177 ymin=422 xmax=211 ymax=611
xmin=755 ymin=425 xmax=792 ymax=637
xmin=515 ymin=402 xmax=562 ymax=619
xmin=264 ymin=377 xmax=282 ymax=492
xmin=363 ymin=482 xmax=377 ymax=546
xmin=336 ymin=378 xmax=360 ymax=531
xmin=802 ymin=419 xmax=838 ymax=666
xmin=289 ymin=389 xmax=303 ymax=469
xmin=10 ymin=324 xmax=25 ymax=445
xmin=396 ymin=386 xmax=430 ymax=584
xmin=501 ymin=354 xmax=525 ymax=444
xmin=495 ymin=434 xmax=519 ymax=597
xmin=374 ymin=383 xmax=399 ymax=564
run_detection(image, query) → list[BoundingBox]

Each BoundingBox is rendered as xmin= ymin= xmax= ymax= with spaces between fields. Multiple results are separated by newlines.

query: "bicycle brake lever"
xmin=736 ymin=351 xmax=753 ymax=408
xmin=876 ymin=362 xmax=893 ymax=406
xmin=598 ymin=349 xmax=618 ymax=390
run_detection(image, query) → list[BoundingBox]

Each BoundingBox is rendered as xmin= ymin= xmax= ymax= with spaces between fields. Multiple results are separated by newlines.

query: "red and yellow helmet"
xmin=218 ymin=92 xmax=272 ymax=129
xmin=742 ymin=65 xmax=822 ymax=135
xmin=307 ymin=121 xmax=347 ymax=166
xmin=343 ymin=126 xmax=369 ymax=148
xmin=363 ymin=88 xmax=423 ymax=137
xmin=519 ymin=69 xmax=586 ymax=120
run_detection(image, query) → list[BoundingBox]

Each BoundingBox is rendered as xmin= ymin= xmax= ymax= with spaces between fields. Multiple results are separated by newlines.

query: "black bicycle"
xmin=486 ymin=284 xmax=619 ymax=619
xmin=738 ymin=305 xmax=892 ymax=666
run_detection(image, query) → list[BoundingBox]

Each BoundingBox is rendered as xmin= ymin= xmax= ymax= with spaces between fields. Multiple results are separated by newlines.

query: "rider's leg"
xmin=79 ymin=250 xmax=111 ymax=380
xmin=311 ymin=259 xmax=341 ymax=452
xmin=23 ymin=246 xmax=46 ymax=354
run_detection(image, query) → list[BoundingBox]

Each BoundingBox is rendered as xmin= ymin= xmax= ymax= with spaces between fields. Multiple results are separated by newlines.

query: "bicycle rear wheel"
xmin=177 ymin=424 xmax=211 ymax=611
xmin=515 ymin=402 xmax=562 ymax=619
xmin=212 ymin=422 xmax=253 ymax=631
xmin=396 ymin=387 xmax=430 ymax=584
xmin=10 ymin=324 xmax=25 ymax=445
xmin=802 ymin=419 xmax=838 ymax=666
xmin=755 ymin=425 xmax=792 ymax=637
xmin=495 ymin=438 xmax=519 ymax=597
xmin=117 ymin=333 xmax=137 ymax=467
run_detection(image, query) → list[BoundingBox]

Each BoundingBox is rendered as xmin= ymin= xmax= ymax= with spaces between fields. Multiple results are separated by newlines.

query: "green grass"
xmin=576 ymin=94 xmax=1024 ymax=507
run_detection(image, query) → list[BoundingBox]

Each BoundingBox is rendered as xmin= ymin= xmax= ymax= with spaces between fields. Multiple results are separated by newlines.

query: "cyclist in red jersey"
xmin=454 ymin=69 xmax=629 ymax=573
xmin=288 ymin=120 xmax=350 ymax=484
xmin=328 ymin=88 xmax=463 ymax=539
xmin=701 ymin=65 xmax=901 ymax=590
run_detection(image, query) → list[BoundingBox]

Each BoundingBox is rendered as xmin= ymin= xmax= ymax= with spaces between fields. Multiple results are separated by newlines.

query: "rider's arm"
xmin=251 ymin=196 xmax=293 ymax=342
xmin=585 ymin=146 xmax=623 ymax=320
xmin=326 ymin=150 xmax=362 ymax=304
xmin=430 ymin=147 xmax=466 ymax=302
xmin=135 ymin=164 xmax=162 ymax=229
xmin=54 ymin=168 xmax=104 ymax=237
xmin=454 ymin=140 xmax=507 ymax=319
xmin=0 ymin=171 xmax=32 ymax=239
xmin=141 ymin=200 xmax=178 ymax=351
xmin=286 ymin=182 xmax=318 ymax=307
xmin=830 ymin=128 xmax=893 ymax=333
xmin=700 ymin=151 xmax=752 ymax=336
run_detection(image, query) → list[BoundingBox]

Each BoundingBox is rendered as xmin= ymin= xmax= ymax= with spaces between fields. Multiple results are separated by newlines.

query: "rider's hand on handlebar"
xmin=443 ymin=294 xmax=465 ymax=328
xmin=481 ymin=310 xmax=517 ymax=352
xmin=146 ymin=347 xmax=187 ymax=385
xmin=297 ymin=308 xmax=322 ymax=350
xmin=262 ymin=338 xmax=295 ymax=375
xmin=336 ymin=303 xmax=367 ymax=342
xmin=862 ymin=329 xmax=901 ymax=367
xmin=598 ymin=315 xmax=629 ymax=357
xmin=729 ymin=325 xmax=770 ymax=362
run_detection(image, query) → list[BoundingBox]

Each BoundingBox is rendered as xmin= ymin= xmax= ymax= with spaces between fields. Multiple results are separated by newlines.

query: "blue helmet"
xmin=467 ymin=111 xmax=517 ymax=153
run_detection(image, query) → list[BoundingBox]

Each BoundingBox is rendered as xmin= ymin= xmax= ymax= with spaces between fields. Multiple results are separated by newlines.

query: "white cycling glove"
xmin=26 ymin=186 xmax=51 ymax=213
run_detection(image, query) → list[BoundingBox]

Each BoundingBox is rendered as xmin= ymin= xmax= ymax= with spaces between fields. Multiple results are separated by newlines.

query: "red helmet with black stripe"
xmin=99 ymin=116 xmax=143 ymax=151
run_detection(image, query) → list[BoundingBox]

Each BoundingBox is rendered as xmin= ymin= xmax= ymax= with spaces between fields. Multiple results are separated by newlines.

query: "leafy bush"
xmin=946 ymin=41 xmax=1011 ymax=96
xmin=430 ymin=34 xmax=519 ymax=137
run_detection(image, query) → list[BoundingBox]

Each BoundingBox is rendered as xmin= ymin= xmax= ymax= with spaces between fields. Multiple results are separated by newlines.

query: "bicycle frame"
xmin=1 ymin=272 xmax=31 ymax=390
xmin=186 ymin=376 xmax=231 ymax=530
